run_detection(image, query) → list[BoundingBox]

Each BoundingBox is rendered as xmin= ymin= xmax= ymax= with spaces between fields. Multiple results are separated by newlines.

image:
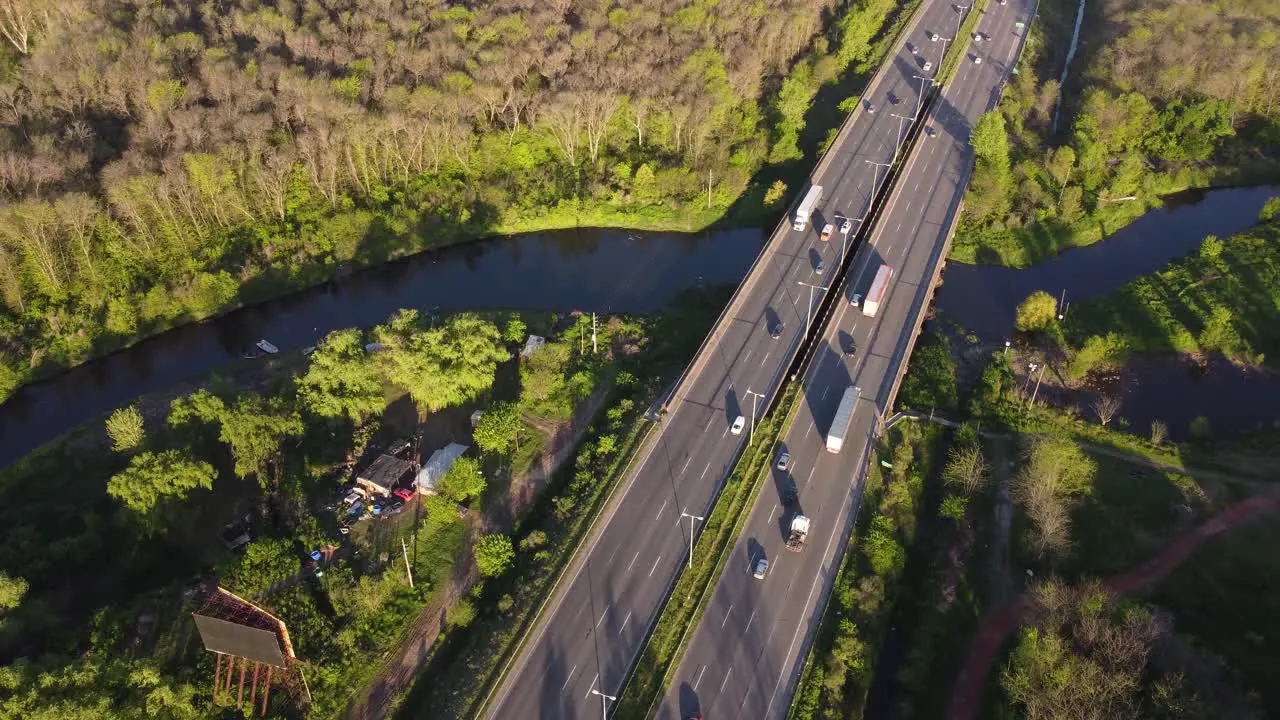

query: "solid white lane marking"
xmin=561 ymin=664 xmax=578 ymax=691
xmin=628 ymin=552 xmax=639 ymax=572
xmin=619 ymin=610 xmax=632 ymax=634
xmin=649 ymin=555 xmax=662 ymax=577
xmin=721 ymin=604 xmax=734 ymax=629
xmin=694 ymin=664 xmax=708 ymax=691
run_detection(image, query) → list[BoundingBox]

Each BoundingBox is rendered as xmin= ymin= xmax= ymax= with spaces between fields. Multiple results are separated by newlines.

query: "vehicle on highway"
xmin=930 ymin=32 xmax=939 ymax=42
xmin=784 ymin=515 xmax=811 ymax=552
xmin=793 ymin=184 xmax=824 ymax=231
xmin=849 ymin=292 xmax=862 ymax=307
xmin=844 ymin=336 xmax=858 ymax=354
xmin=825 ymin=386 xmax=860 ymax=453
xmin=814 ymin=257 xmax=825 ymax=274
xmin=973 ymin=32 xmax=983 ymax=42
xmin=973 ymin=56 xmax=983 ymax=64
xmin=731 ymin=415 xmax=746 ymax=435
xmin=840 ymin=217 xmax=852 ymax=234
xmin=862 ymin=263 xmax=893 ymax=317
xmin=776 ymin=451 xmax=791 ymax=471
xmin=769 ymin=320 xmax=784 ymax=339
xmin=925 ymin=126 xmax=937 ymax=137
xmin=866 ymin=102 xmax=875 ymax=114
xmin=908 ymin=42 xmax=918 ymax=54
xmin=923 ymin=60 xmax=933 ymax=72
xmin=753 ymin=557 xmax=769 ymax=579
xmin=820 ymin=223 xmax=834 ymax=241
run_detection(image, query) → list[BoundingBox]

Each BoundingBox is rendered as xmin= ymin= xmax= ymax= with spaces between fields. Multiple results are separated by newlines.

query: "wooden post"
xmin=237 ymin=656 xmax=247 ymax=706
xmin=260 ymin=666 xmax=272 ymax=717
xmin=214 ymin=653 xmax=223 ymax=702
xmin=224 ymin=654 xmax=235 ymax=696
xmin=401 ymin=537 xmax=414 ymax=588
xmin=250 ymin=662 xmax=260 ymax=708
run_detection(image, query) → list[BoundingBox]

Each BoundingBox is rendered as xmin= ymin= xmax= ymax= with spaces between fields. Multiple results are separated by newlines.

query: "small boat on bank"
xmin=243 ymin=339 xmax=280 ymax=359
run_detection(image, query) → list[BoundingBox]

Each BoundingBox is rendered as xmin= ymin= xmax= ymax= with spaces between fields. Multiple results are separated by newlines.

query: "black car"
xmin=770 ymin=321 xmax=785 ymax=339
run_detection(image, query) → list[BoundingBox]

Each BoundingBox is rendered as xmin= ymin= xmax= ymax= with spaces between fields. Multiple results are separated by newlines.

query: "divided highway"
xmin=657 ymin=1 xmax=1036 ymax=718
xmin=481 ymin=5 xmax=952 ymax=718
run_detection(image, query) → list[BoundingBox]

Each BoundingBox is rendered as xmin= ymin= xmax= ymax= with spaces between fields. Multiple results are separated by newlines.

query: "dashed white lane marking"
xmin=596 ymin=604 xmax=610 ymax=628
xmin=760 ymin=350 xmax=771 ymax=367
xmin=719 ymin=667 xmax=733 ymax=695
xmin=701 ymin=462 xmax=712 ymax=480
xmin=694 ymin=664 xmax=708 ymax=691
xmin=745 ymin=610 xmax=757 ymax=633
xmin=681 ymin=457 xmax=692 ymax=474
xmin=655 ymin=498 xmax=668 ymax=521
xmin=627 ymin=552 xmax=639 ymax=573
xmin=561 ymin=664 xmax=578 ymax=691
xmin=585 ymin=674 xmax=598 ymax=700
xmin=721 ymin=604 xmax=734 ymax=629
xmin=649 ymin=555 xmax=662 ymax=577
xmin=619 ymin=610 xmax=632 ymax=634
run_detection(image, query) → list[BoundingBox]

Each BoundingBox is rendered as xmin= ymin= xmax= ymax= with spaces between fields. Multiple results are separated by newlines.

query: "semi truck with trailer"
xmin=825 ymin=385 xmax=860 ymax=453
xmin=862 ymin=264 xmax=893 ymax=318
xmin=793 ymin=184 xmax=824 ymax=231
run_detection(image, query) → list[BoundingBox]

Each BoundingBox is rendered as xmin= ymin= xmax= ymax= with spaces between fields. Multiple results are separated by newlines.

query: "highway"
xmin=656 ymin=1 xmax=1036 ymax=718
xmin=481 ymin=4 xmax=957 ymax=718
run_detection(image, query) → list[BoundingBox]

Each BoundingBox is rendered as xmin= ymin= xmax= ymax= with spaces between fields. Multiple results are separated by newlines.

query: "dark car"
xmin=770 ymin=320 xmax=785 ymax=339
xmin=815 ymin=257 xmax=826 ymax=274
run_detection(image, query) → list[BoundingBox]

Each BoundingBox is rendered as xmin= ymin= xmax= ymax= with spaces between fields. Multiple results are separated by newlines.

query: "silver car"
xmin=753 ymin=557 xmax=769 ymax=579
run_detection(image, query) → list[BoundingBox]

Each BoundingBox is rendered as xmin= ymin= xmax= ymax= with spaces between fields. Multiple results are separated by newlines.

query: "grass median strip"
xmin=614 ymin=384 xmax=801 ymax=717
xmin=937 ymin=0 xmax=992 ymax=88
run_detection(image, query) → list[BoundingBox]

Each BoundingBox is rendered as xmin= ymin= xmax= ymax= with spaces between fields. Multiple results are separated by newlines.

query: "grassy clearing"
xmin=1065 ymin=218 xmax=1280 ymax=367
xmin=1148 ymin=520 xmax=1280 ymax=717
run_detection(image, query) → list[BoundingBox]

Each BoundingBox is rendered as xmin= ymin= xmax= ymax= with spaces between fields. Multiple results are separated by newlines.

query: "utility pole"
xmin=592 ymin=312 xmax=598 ymax=354
xmin=679 ymin=509 xmax=706 ymax=569
xmin=744 ymin=388 xmax=765 ymax=442
xmin=400 ymin=538 xmax=413 ymax=588
xmin=1029 ymin=362 xmax=1048 ymax=407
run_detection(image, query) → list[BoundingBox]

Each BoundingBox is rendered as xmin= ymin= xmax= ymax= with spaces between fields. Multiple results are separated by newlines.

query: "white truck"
xmin=784 ymin=515 xmax=811 ymax=552
xmin=793 ymin=184 xmax=824 ymax=231
xmin=825 ymin=386 xmax=860 ymax=453
xmin=862 ymin=264 xmax=893 ymax=318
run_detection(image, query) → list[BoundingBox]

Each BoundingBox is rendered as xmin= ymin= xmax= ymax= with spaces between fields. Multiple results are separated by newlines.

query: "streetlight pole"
xmin=744 ymin=388 xmax=764 ymax=442
xmin=590 ymin=688 xmax=617 ymax=720
xmin=679 ymin=509 xmax=705 ymax=569
xmin=938 ymin=37 xmax=953 ymax=78
xmin=796 ymin=280 xmax=829 ymax=332
xmin=912 ymin=75 xmax=932 ymax=116
xmin=841 ymin=217 xmax=862 ymax=267
xmin=891 ymin=113 xmax=912 ymax=156
xmin=865 ymin=159 xmax=891 ymax=198
xmin=955 ymin=5 xmax=970 ymax=41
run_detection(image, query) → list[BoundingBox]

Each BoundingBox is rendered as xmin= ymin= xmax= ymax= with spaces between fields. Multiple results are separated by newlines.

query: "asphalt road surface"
xmin=482 ymin=5 xmax=958 ymax=718
xmin=657 ymin=1 xmax=1036 ymax=718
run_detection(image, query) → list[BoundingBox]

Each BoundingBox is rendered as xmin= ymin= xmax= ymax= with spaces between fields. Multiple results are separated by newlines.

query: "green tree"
xmin=0 ymin=571 xmax=27 ymax=610
xmin=1197 ymin=234 xmax=1223 ymax=261
xmin=503 ymin=316 xmax=527 ymax=344
xmin=474 ymin=533 xmax=515 ymax=577
xmin=375 ymin=310 xmax=509 ymax=413
xmin=1015 ymin=290 xmax=1059 ymax=332
xmin=473 ymin=401 xmax=521 ymax=455
xmin=520 ymin=341 xmax=573 ymax=406
xmin=1261 ymin=197 xmax=1280 ymax=222
xmin=763 ymin=179 xmax=788 ymax=207
xmin=106 ymin=405 xmax=145 ymax=452
xmin=297 ymin=328 xmax=387 ymax=421
xmin=218 ymin=393 xmax=304 ymax=483
xmin=1188 ymin=415 xmax=1211 ymax=441
xmin=107 ymin=450 xmax=216 ymax=515
xmin=939 ymin=495 xmax=969 ymax=522
xmin=972 ymin=110 xmax=1011 ymax=176
xmin=438 ymin=456 xmax=486 ymax=503
xmin=221 ymin=538 xmax=297 ymax=598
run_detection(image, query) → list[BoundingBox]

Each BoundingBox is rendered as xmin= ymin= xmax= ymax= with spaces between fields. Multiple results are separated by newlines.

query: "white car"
xmin=776 ymin=451 xmax=791 ymax=471
xmin=923 ymin=61 xmax=933 ymax=72
xmin=849 ymin=293 xmax=863 ymax=307
xmin=753 ymin=557 xmax=769 ymax=579
xmin=839 ymin=217 xmax=852 ymax=234
xmin=973 ymin=56 xmax=983 ymax=65
xmin=930 ymin=32 xmax=939 ymax=42
xmin=731 ymin=415 xmax=746 ymax=435
xmin=973 ymin=32 xmax=983 ymax=42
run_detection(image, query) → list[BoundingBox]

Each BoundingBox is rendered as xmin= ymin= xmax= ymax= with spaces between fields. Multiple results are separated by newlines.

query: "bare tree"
xmin=1091 ymin=394 xmax=1122 ymax=427
xmin=1149 ymin=420 xmax=1168 ymax=446
xmin=943 ymin=444 xmax=991 ymax=494
xmin=0 ymin=0 xmax=47 ymax=54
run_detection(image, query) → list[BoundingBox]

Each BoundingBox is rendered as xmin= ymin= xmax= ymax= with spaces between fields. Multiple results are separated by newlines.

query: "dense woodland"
xmin=954 ymin=0 xmax=1280 ymax=266
xmin=0 ymin=0 xmax=905 ymax=402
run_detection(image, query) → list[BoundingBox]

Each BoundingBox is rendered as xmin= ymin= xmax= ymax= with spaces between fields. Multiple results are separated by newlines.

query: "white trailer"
xmin=825 ymin=386 xmax=860 ymax=453
xmin=862 ymin=264 xmax=893 ymax=318
xmin=793 ymin=184 xmax=824 ymax=231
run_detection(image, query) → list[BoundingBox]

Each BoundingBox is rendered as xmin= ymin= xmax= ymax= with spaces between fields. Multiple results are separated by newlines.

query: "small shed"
xmin=356 ymin=454 xmax=415 ymax=496
xmin=519 ymin=334 xmax=546 ymax=359
xmin=414 ymin=442 xmax=470 ymax=496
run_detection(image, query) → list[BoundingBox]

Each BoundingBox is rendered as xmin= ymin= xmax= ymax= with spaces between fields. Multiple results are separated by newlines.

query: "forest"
xmin=0 ymin=0 xmax=907 ymax=403
xmin=952 ymin=0 xmax=1280 ymax=266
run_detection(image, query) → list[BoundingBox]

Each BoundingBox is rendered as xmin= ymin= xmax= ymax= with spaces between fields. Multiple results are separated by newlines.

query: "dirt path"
xmin=344 ymin=389 xmax=610 ymax=720
xmin=944 ymin=489 xmax=1280 ymax=720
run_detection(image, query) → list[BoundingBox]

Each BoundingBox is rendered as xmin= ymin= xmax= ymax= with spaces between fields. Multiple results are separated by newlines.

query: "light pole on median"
xmin=890 ymin=113 xmax=913 ymax=156
xmin=744 ymin=388 xmax=765 ymax=442
xmin=937 ymin=36 xmax=953 ymax=79
xmin=866 ymin=160 xmax=891 ymax=198
xmin=955 ymin=4 xmax=970 ymax=41
xmin=679 ymin=509 xmax=705 ymax=569
xmin=796 ymin=280 xmax=829 ymax=333
xmin=840 ymin=216 xmax=863 ymax=268
xmin=590 ymin=688 xmax=617 ymax=720
xmin=912 ymin=75 xmax=933 ymax=117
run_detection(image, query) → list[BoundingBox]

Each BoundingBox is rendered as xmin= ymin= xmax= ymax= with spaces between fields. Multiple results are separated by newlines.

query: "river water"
xmin=0 ymin=227 xmax=762 ymax=466
xmin=3 ymin=185 xmax=1278 ymax=465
